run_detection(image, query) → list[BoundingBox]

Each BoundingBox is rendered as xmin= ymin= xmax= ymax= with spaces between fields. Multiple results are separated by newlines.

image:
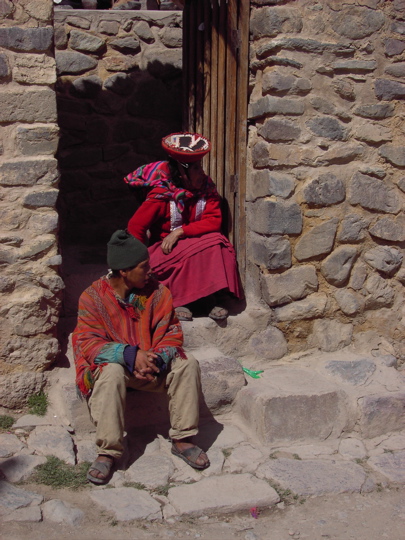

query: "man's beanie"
xmin=107 ymin=230 xmax=148 ymax=270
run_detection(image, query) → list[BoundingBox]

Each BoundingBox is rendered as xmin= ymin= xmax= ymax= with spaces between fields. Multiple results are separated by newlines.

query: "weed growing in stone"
xmin=222 ymin=448 xmax=232 ymax=458
xmin=0 ymin=415 xmax=14 ymax=431
xmin=123 ymin=481 xmax=146 ymax=490
xmin=31 ymin=456 xmax=90 ymax=489
xmin=292 ymin=453 xmax=301 ymax=460
xmin=27 ymin=391 xmax=48 ymax=416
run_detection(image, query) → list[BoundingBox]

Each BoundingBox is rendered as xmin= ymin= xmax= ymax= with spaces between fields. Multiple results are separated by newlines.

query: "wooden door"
xmin=182 ymin=0 xmax=249 ymax=282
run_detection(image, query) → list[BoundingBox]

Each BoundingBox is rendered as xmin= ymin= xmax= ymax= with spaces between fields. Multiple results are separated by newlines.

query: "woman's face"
xmin=178 ymin=160 xmax=206 ymax=191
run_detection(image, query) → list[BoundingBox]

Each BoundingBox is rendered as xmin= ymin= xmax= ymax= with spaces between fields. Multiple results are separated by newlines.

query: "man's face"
xmin=122 ymin=258 xmax=151 ymax=290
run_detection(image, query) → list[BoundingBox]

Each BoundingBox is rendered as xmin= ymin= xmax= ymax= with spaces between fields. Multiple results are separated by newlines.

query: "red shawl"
xmin=72 ymin=276 xmax=185 ymax=396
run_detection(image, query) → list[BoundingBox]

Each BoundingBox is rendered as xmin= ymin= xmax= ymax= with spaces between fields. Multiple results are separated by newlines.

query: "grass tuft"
xmin=27 ymin=391 xmax=48 ymax=416
xmin=31 ymin=456 xmax=90 ymax=490
xmin=0 ymin=415 xmax=14 ymax=431
xmin=122 ymin=481 xmax=146 ymax=490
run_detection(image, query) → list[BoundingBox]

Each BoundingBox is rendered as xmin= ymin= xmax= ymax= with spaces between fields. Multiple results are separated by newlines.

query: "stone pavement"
xmin=0 ymin=313 xmax=405 ymax=526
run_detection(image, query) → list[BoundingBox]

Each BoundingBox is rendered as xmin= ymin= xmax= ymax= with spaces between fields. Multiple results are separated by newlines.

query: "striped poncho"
xmin=72 ymin=275 xmax=185 ymax=397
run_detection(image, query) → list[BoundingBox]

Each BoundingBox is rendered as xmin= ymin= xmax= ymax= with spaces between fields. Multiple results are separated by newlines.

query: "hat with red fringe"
xmin=162 ymin=132 xmax=211 ymax=163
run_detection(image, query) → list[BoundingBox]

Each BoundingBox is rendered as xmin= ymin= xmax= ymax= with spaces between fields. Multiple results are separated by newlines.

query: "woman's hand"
xmin=134 ymin=349 xmax=159 ymax=381
xmin=161 ymin=228 xmax=184 ymax=255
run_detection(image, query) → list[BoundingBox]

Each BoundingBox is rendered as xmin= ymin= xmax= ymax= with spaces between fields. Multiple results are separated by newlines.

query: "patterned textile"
xmin=72 ymin=275 xmax=185 ymax=396
xmin=124 ymin=160 xmax=218 ymax=213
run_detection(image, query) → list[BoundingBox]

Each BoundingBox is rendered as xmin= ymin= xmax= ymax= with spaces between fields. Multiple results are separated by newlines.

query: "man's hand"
xmin=161 ymin=228 xmax=184 ymax=255
xmin=134 ymin=349 xmax=159 ymax=381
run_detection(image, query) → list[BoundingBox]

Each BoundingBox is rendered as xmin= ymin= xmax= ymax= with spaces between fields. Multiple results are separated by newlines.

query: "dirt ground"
xmin=1 ymin=484 xmax=404 ymax=540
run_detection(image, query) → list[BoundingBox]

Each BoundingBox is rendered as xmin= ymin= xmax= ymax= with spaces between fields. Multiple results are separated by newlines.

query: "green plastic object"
xmin=242 ymin=367 xmax=264 ymax=379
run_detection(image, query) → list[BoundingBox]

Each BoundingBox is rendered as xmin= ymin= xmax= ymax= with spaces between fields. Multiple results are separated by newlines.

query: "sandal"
xmin=208 ymin=306 xmax=228 ymax=321
xmin=87 ymin=455 xmax=114 ymax=485
xmin=171 ymin=442 xmax=210 ymax=470
xmin=175 ymin=306 xmax=193 ymax=321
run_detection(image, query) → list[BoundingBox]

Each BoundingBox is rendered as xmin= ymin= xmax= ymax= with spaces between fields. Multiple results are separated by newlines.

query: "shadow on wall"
xmin=56 ymin=60 xmax=182 ymax=254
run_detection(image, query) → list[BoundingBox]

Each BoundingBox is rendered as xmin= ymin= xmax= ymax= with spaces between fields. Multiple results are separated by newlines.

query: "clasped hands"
xmin=134 ymin=349 xmax=160 ymax=381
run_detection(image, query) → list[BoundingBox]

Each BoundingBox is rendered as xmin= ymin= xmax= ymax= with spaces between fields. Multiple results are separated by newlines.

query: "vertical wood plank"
xmin=215 ymin=0 xmax=227 ymax=198
xmin=202 ymin=0 xmax=212 ymax=174
xmin=209 ymin=0 xmax=219 ymax=182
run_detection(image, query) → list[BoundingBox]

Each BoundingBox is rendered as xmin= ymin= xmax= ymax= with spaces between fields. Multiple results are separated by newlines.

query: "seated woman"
xmin=124 ymin=132 xmax=243 ymax=321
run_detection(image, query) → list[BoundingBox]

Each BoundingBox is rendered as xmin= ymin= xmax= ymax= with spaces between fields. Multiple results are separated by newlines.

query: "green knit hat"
xmin=107 ymin=230 xmax=148 ymax=270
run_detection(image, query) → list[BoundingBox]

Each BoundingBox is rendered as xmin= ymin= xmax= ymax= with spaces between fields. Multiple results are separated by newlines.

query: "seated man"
xmin=72 ymin=229 xmax=209 ymax=484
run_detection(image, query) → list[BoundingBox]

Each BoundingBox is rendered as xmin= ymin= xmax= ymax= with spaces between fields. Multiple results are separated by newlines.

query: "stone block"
xmin=354 ymin=103 xmax=394 ymax=119
xmin=385 ymin=38 xmax=405 ymax=56
xmin=258 ymin=117 xmax=300 ymax=141
xmin=0 ymin=455 xmax=47 ymax=483
xmin=42 ymin=500 xmax=84 ymax=526
xmin=159 ymin=26 xmax=182 ymax=48
xmin=354 ymin=122 xmax=392 ymax=144
xmin=16 ymin=125 xmax=59 ymax=156
xmin=142 ymin=47 xmax=182 ymax=77
xmin=303 ymin=173 xmax=345 ymax=207
xmin=349 ymin=172 xmax=402 ymax=214
xmin=125 ymin=455 xmax=174 ymax=489
xmin=0 ymin=158 xmax=59 ymax=187
xmin=250 ymin=6 xmax=303 ymax=39
xmin=104 ymin=73 xmax=135 ymax=95
xmin=249 ymin=199 xmax=302 ymax=235
xmin=249 ymin=326 xmax=288 ymax=360
xmin=338 ymin=213 xmax=368 ymax=242
xmin=23 ymin=189 xmax=58 ymax=208
xmin=307 ymin=116 xmax=347 ymax=140
xmin=375 ymin=78 xmax=405 ymax=100
xmin=261 ymin=264 xmax=318 ymax=307
xmin=168 ymin=474 xmax=279 ymax=516
xmin=309 ymin=319 xmax=353 ymax=352
xmin=0 ymin=372 xmax=46 ymax=409
xmin=110 ymin=37 xmax=141 ymax=54
xmin=367 ymin=451 xmax=405 ymax=484
xmin=66 ymin=16 xmax=91 ymax=30
xmin=364 ymin=246 xmax=403 ymax=276
xmin=13 ymin=53 xmax=56 ymax=85
xmin=248 ymin=95 xmax=305 ymax=119
xmin=103 ymin=55 xmax=139 ymax=73
xmin=0 ymin=27 xmax=53 ymax=52
xmin=70 ymin=75 xmax=102 ymax=98
xmin=294 ymin=218 xmax=338 ymax=262
xmin=69 ymin=30 xmax=105 ymax=54
xmin=235 ymin=367 xmax=348 ymax=444
xmin=321 ymin=246 xmax=358 ymax=286
xmin=379 ymin=144 xmax=405 ymax=167
xmin=315 ymin=144 xmax=364 ymax=166
xmin=274 ymin=293 xmax=327 ymax=322
xmin=359 ymin=393 xmax=405 ymax=438
xmin=90 ymin=488 xmax=161 ymax=521
xmin=332 ymin=78 xmax=355 ymax=101
xmin=133 ymin=21 xmax=154 ymax=43
xmin=332 ymin=60 xmax=377 ymax=72
xmin=334 ymin=289 xmax=365 ymax=316
xmin=262 ymin=71 xmax=296 ymax=93
xmin=256 ymin=458 xmax=366 ymax=496
xmin=54 ymin=25 xmax=68 ymax=49
xmin=247 ymin=169 xmax=295 ymax=201
xmin=369 ymin=215 xmax=405 ymax=242
xmin=0 ymin=88 xmax=57 ymax=123
xmin=27 ymin=426 xmax=75 ymax=465
xmin=385 ymin=62 xmax=405 ymax=78
xmin=0 ymin=482 xmax=43 ymax=516
xmin=330 ymin=7 xmax=384 ymax=39
xmin=98 ymin=20 xmax=119 ymax=35
xmin=325 ymin=359 xmax=376 ymax=385
xmin=249 ymin=232 xmax=291 ymax=270
xmin=0 ymin=52 xmax=10 ymax=79
xmin=56 ymin=51 xmax=97 ymax=75
xmin=363 ymin=273 xmax=395 ymax=309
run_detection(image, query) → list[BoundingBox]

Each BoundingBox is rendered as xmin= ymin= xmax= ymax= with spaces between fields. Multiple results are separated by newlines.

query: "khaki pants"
xmin=88 ymin=353 xmax=201 ymax=459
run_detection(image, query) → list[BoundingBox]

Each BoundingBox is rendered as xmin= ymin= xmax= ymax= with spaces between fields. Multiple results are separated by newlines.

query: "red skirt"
xmin=148 ymin=232 xmax=243 ymax=308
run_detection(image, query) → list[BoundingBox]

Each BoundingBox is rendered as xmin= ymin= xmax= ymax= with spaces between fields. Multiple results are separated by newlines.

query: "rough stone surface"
xmin=0 ymin=27 xmax=53 ymax=52
xmin=16 ymin=125 xmax=59 ymax=156
xmin=274 ymin=293 xmax=327 ymax=322
xmin=338 ymin=213 xmax=368 ymax=243
xmin=0 ymin=455 xmax=47 ymax=483
xmin=249 ymin=326 xmax=288 ymax=360
xmin=363 ymin=246 xmax=403 ymax=276
xmin=367 ymin=451 xmax=405 ymax=484
xmin=259 ymin=118 xmax=301 ymax=141
xmin=303 ymin=173 xmax=345 ymax=207
xmin=320 ymin=246 xmax=358 ymax=286
xmin=250 ymin=233 xmax=292 ymax=270
xmin=125 ymin=455 xmax=174 ymax=489
xmin=349 ymin=173 xmax=402 ymax=214
xmin=250 ymin=7 xmax=303 ymax=39
xmin=0 ymin=481 xmax=43 ymax=516
xmin=0 ymin=373 xmax=46 ymax=409
xmin=42 ymin=499 xmax=84 ymax=526
xmin=249 ymin=199 xmax=302 ymax=235
xmin=330 ymin=7 xmax=384 ymax=39
xmin=256 ymin=459 xmax=367 ymax=496
xmin=363 ymin=273 xmax=395 ymax=309
xmin=261 ymin=265 xmax=318 ymax=307
xmin=0 ymin=434 xmax=25 ymax=458
xmin=55 ymin=51 xmax=97 ymax=75
xmin=0 ymin=89 xmax=57 ymax=123
xmin=27 ymin=426 xmax=75 ymax=465
xmin=307 ymin=117 xmax=346 ymax=140
xmin=359 ymin=394 xmax=405 ymax=438
xmin=70 ymin=30 xmax=105 ymax=53
xmin=249 ymin=96 xmax=305 ymax=119
xmin=309 ymin=320 xmax=353 ymax=352
xmin=325 ymin=359 xmax=376 ymax=385
xmin=13 ymin=54 xmax=56 ymax=85
xmin=90 ymin=487 xmax=162 ymax=521
xmin=247 ymin=169 xmax=295 ymax=201
xmin=294 ymin=219 xmax=338 ymax=261
xmin=375 ymin=78 xmax=405 ymax=100
xmin=369 ymin=216 xmax=405 ymax=242
xmin=168 ymin=474 xmax=279 ymax=516
xmin=379 ymin=145 xmax=405 ymax=167
xmin=2 ymin=505 xmax=42 ymax=523
xmin=334 ymin=289 xmax=365 ymax=316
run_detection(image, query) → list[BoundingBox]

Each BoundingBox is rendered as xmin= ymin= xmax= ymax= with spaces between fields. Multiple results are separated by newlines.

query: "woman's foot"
xmin=208 ymin=306 xmax=228 ymax=320
xmin=175 ymin=306 xmax=193 ymax=321
xmin=87 ymin=455 xmax=114 ymax=485
xmin=171 ymin=438 xmax=210 ymax=470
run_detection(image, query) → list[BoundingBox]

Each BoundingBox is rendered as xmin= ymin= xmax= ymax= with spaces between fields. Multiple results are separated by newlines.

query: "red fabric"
xmin=148 ymin=233 xmax=242 ymax=308
xmin=128 ymin=192 xmax=222 ymax=245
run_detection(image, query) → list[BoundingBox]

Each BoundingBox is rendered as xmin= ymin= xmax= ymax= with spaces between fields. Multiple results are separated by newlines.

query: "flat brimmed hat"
xmin=162 ymin=132 xmax=211 ymax=163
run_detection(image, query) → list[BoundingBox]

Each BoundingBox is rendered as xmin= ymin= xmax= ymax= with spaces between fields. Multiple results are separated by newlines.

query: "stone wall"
xmin=247 ymin=0 xmax=405 ymax=362
xmin=0 ymin=0 xmax=60 ymax=407
xmin=54 ymin=8 xmax=183 ymax=246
